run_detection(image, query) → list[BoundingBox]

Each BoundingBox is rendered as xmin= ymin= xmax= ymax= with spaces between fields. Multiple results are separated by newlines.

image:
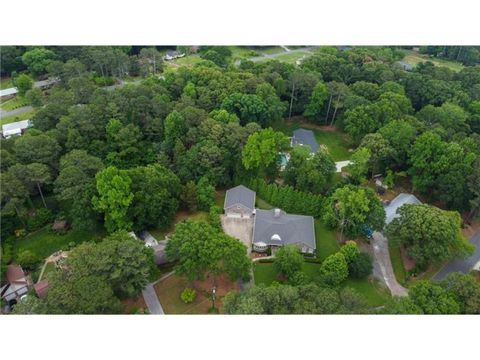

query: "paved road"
xmin=433 ymin=231 xmax=480 ymax=281
xmin=371 ymin=231 xmax=408 ymax=297
xmin=0 ymin=105 xmax=33 ymax=119
xmin=142 ymin=283 xmax=164 ymax=314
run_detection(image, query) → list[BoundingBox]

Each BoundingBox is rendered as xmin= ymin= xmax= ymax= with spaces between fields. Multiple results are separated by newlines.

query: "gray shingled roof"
xmin=224 ymin=185 xmax=256 ymax=211
xmin=253 ymin=209 xmax=316 ymax=250
xmin=385 ymin=193 xmax=422 ymax=225
xmin=292 ymin=128 xmax=319 ymax=153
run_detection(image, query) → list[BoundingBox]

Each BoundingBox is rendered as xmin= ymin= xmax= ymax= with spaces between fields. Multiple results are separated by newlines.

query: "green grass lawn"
xmin=272 ymin=117 xmax=353 ymax=161
xmin=148 ymin=211 xmax=208 ymax=240
xmin=341 ymin=278 xmax=391 ymax=307
xmin=164 ymin=54 xmax=203 ymax=71
xmin=315 ymin=220 xmax=340 ymax=262
xmin=401 ymin=50 xmax=464 ymax=72
xmin=0 ymin=77 xmax=14 ymax=90
xmin=388 ymin=240 xmax=407 ymax=285
xmin=215 ymin=190 xmax=226 ymax=208
xmin=263 ymin=51 xmax=310 ymax=64
xmin=1 ymin=109 xmax=37 ymax=125
xmin=1 ymin=97 xmax=28 ymax=111
xmin=14 ymin=225 xmax=105 ymax=261
xmin=253 ymin=262 xmax=391 ymax=307
xmin=255 ymin=197 xmax=274 ymax=210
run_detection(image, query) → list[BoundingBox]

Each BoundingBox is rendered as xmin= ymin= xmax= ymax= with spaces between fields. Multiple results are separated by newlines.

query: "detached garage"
xmin=224 ymin=185 xmax=256 ymax=218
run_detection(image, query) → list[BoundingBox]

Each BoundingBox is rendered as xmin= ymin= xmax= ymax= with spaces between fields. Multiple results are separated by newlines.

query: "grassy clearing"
xmin=272 ymin=117 xmax=353 ymax=161
xmin=1 ymin=97 xmax=28 ymax=111
xmin=265 ymin=51 xmax=310 ymax=64
xmin=315 ymin=220 xmax=340 ymax=262
xmin=148 ymin=211 xmax=208 ymax=240
xmin=388 ymin=240 xmax=407 ymax=285
xmin=1 ymin=109 xmax=37 ymax=125
xmin=401 ymin=50 xmax=464 ymax=72
xmin=164 ymin=54 xmax=203 ymax=71
xmin=253 ymin=262 xmax=278 ymax=285
xmin=258 ymin=47 xmax=285 ymax=55
xmin=229 ymin=46 xmax=260 ymax=60
xmin=0 ymin=77 xmax=13 ymax=90
xmin=14 ymin=225 xmax=105 ymax=261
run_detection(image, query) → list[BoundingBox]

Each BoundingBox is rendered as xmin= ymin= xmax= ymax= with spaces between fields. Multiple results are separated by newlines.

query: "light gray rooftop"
xmin=384 ymin=193 xmax=422 ymax=225
xmin=224 ymin=185 xmax=256 ymax=211
xmin=253 ymin=208 xmax=316 ymax=250
xmin=292 ymin=128 xmax=319 ymax=153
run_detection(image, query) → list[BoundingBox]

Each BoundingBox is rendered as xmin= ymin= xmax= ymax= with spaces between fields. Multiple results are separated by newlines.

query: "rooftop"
xmin=224 ymin=185 xmax=256 ymax=211
xmin=253 ymin=208 xmax=316 ymax=251
xmin=384 ymin=193 xmax=422 ymax=225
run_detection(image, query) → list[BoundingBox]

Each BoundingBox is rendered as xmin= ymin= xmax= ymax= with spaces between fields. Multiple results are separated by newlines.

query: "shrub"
xmin=181 ymin=288 xmax=197 ymax=304
xmin=92 ymin=75 xmax=115 ymax=86
xmin=274 ymin=245 xmax=304 ymax=278
xmin=349 ymin=252 xmax=373 ymax=278
xmin=27 ymin=208 xmax=54 ymax=231
xmin=208 ymin=205 xmax=222 ymax=230
xmin=339 ymin=241 xmax=360 ymax=265
xmin=318 ymin=252 xmax=349 ymax=287
xmin=16 ymin=250 xmax=40 ymax=271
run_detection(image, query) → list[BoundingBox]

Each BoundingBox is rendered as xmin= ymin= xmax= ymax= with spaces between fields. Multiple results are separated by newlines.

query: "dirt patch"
xmin=462 ymin=221 xmax=480 ymax=239
xmin=400 ymin=246 xmax=415 ymax=271
xmin=122 ymin=296 xmax=147 ymax=314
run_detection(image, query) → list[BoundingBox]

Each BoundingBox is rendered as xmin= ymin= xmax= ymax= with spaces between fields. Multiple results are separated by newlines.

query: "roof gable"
xmin=224 ymin=185 xmax=256 ymax=211
xmin=384 ymin=193 xmax=422 ymax=225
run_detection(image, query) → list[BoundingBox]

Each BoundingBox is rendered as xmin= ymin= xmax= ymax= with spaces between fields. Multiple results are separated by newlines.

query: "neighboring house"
xmin=0 ymin=78 xmax=59 ymax=99
xmin=136 ymin=231 xmax=169 ymax=265
xmin=1 ymin=119 xmax=32 ymax=139
xmin=0 ymin=87 xmax=17 ymax=99
xmin=224 ymin=185 xmax=256 ymax=218
xmin=164 ymin=50 xmax=185 ymax=61
xmin=253 ymin=208 xmax=316 ymax=254
xmin=384 ymin=193 xmax=422 ymax=225
xmin=291 ymin=128 xmax=319 ymax=154
xmin=0 ymin=265 xmax=31 ymax=304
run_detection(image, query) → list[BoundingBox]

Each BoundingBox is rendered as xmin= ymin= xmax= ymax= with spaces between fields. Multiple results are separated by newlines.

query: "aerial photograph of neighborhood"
xmin=1 ymin=44 xmax=480 ymax=316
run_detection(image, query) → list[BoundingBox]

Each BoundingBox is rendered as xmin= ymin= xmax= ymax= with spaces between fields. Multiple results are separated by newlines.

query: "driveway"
xmin=221 ymin=215 xmax=253 ymax=254
xmin=371 ymin=231 xmax=408 ymax=297
xmin=142 ymin=283 xmax=164 ymax=314
xmin=0 ymin=105 xmax=33 ymax=119
xmin=433 ymin=231 xmax=480 ymax=281
xmin=335 ymin=160 xmax=352 ymax=173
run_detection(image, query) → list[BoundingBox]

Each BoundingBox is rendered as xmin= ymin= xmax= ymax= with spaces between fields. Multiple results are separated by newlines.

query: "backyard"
xmin=1 ymin=109 xmax=37 ymax=126
xmin=272 ymin=117 xmax=353 ymax=161
xmin=148 ymin=211 xmax=208 ymax=240
xmin=14 ymin=225 xmax=105 ymax=262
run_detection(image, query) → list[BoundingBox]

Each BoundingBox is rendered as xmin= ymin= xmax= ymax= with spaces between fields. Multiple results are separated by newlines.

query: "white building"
xmin=1 ymin=119 xmax=32 ymax=139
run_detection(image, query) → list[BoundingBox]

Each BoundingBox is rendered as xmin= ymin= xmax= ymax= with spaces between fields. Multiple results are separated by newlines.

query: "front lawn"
xmin=0 ymin=97 xmax=28 ymax=111
xmin=253 ymin=262 xmax=391 ymax=307
xmin=272 ymin=117 xmax=353 ymax=161
xmin=265 ymin=51 xmax=310 ymax=64
xmin=14 ymin=225 xmax=105 ymax=261
xmin=1 ymin=109 xmax=37 ymax=125
xmin=154 ymin=273 xmax=238 ymax=314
